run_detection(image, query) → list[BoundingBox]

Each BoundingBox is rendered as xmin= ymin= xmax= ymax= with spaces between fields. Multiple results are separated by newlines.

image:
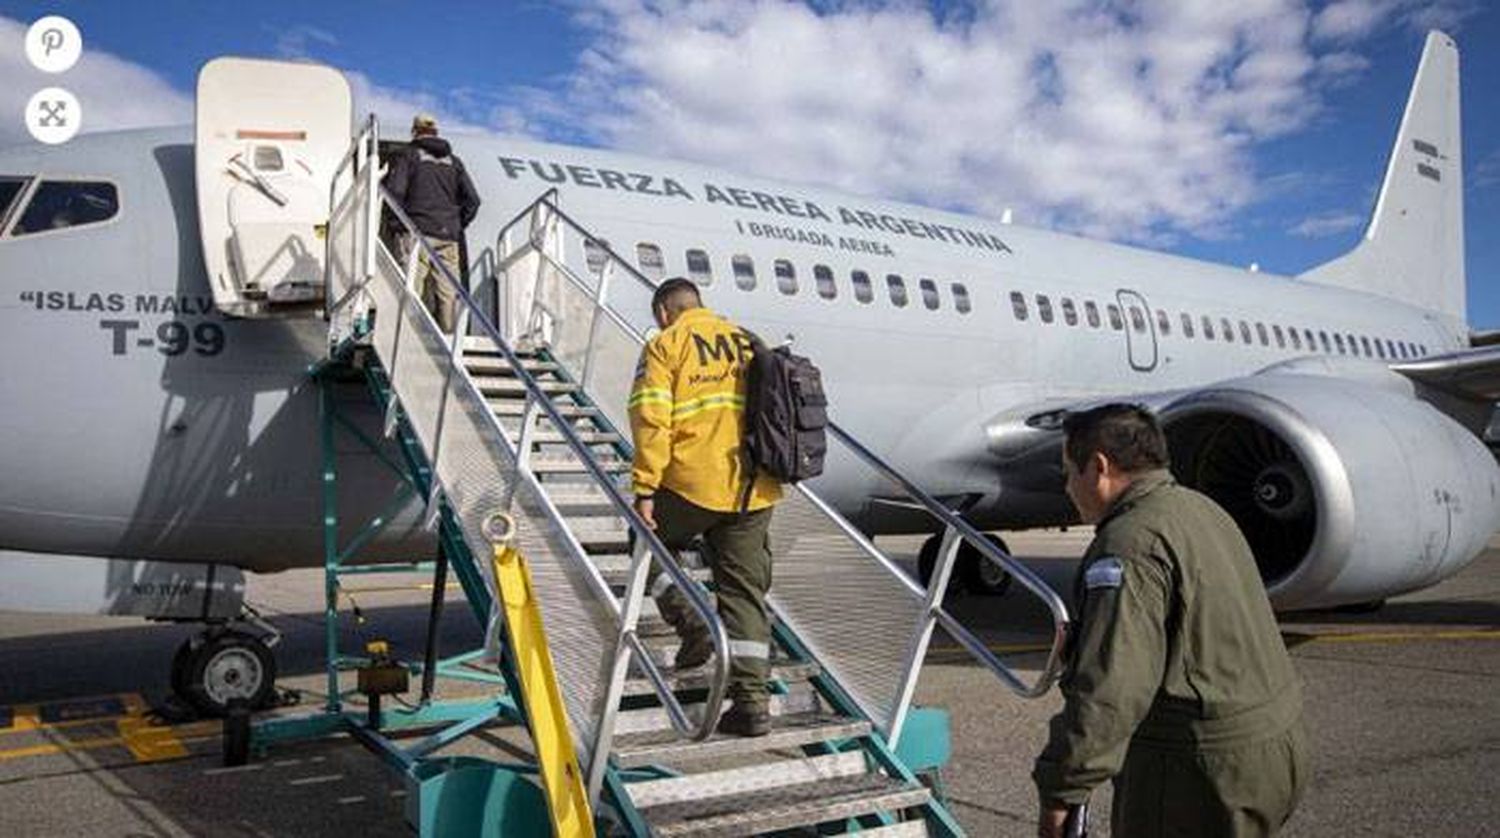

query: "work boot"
xmin=673 ymin=630 xmax=714 ymax=671
xmin=716 ymin=701 xmax=770 ymax=737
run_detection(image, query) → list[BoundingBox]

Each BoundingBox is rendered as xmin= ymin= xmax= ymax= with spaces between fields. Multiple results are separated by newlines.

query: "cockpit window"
xmin=11 ymin=180 xmax=119 ymax=236
xmin=0 ymin=177 xmax=28 ymax=229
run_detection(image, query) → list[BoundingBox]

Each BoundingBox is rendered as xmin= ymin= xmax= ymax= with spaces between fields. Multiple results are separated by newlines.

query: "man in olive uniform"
xmin=1034 ymin=404 xmax=1307 ymax=837
xmin=628 ymin=278 xmax=782 ymax=736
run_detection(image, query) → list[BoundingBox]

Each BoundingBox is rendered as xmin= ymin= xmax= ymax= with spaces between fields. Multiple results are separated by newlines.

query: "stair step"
xmin=592 ymin=554 xmax=712 ymax=587
xmin=614 ymin=683 xmax=820 ymax=735
xmin=627 ymin=750 xmax=868 ymax=808
xmin=517 ymin=429 xmax=623 ymax=446
xmin=612 ymin=712 xmax=871 ymax=768
xmin=644 ymin=772 xmax=930 ymax=837
xmin=848 ymin=821 xmax=932 ymax=837
xmin=463 ymin=357 xmax=560 ymax=375
xmin=527 ymin=458 xmax=630 ymax=475
xmin=472 ymin=376 xmax=580 ymax=396
xmin=620 ymin=660 xmax=818 ymax=698
xmin=489 ymin=400 xmax=600 ymax=418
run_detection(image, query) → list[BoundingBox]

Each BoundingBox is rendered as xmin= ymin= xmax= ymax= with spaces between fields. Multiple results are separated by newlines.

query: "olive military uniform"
xmin=1034 ymin=470 xmax=1307 ymax=837
xmin=628 ymin=307 xmax=782 ymax=709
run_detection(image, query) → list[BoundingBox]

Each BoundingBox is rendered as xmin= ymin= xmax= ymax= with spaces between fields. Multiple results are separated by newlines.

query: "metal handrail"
xmin=497 ymin=192 xmax=1073 ymax=737
xmin=373 ymin=188 xmax=731 ymax=746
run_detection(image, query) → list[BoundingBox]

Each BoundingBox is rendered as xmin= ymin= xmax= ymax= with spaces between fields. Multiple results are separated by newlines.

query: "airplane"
xmin=2 ymin=30 xmax=1497 ymax=716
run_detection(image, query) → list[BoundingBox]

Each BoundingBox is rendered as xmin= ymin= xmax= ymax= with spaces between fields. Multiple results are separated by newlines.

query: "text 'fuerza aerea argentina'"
xmin=498 ymin=156 xmax=1014 ymax=258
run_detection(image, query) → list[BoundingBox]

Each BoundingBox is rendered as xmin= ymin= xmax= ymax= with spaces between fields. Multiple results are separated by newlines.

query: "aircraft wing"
xmin=1391 ymin=345 xmax=1500 ymax=402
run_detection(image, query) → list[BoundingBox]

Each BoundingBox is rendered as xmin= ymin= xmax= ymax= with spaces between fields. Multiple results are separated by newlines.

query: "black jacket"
xmin=383 ymin=136 xmax=481 ymax=240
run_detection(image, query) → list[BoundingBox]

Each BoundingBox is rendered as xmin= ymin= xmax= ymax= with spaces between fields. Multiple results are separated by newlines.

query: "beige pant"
xmin=399 ymin=234 xmax=461 ymax=333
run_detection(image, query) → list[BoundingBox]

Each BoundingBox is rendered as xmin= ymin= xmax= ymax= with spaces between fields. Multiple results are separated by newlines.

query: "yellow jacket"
xmin=628 ymin=307 xmax=782 ymax=513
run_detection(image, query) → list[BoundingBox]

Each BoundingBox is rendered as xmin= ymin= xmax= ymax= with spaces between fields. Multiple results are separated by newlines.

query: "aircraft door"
xmin=196 ymin=58 xmax=353 ymax=317
xmin=1115 ymin=288 xmax=1158 ymax=371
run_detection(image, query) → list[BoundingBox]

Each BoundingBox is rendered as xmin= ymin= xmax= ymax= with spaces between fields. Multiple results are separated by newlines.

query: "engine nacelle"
xmin=1162 ymin=372 xmax=1500 ymax=610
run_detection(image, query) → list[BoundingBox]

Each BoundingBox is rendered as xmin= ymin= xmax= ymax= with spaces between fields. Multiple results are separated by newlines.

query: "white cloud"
xmin=538 ymin=0 xmax=1477 ymax=243
xmin=1312 ymin=0 xmax=1478 ymax=41
xmin=0 ymin=15 xmax=191 ymax=148
xmin=1289 ymin=210 xmax=1365 ymax=237
xmin=273 ymin=24 xmax=339 ymax=59
xmin=1475 ymin=149 xmax=1500 ymax=190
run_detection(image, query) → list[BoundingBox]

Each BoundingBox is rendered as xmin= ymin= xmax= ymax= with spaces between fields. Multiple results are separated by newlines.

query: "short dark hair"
xmin=652 ymin=277 xmax=701 ymax=315
xmin=1062 ymin=403 xmax=1169 ymax=474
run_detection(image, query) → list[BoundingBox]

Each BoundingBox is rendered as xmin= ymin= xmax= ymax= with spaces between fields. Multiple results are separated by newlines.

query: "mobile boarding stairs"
xmin=299 ymin=116 xmax=1072 ymax=836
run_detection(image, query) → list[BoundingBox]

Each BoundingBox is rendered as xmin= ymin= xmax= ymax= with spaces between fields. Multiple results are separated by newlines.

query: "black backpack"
xmin=738 ymin=332 xmax=828 ymax=509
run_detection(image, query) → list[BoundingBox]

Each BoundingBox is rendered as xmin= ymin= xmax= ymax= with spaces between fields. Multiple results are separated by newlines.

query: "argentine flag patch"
xmin=1084 ymin=557 xmax=1124 ymax=590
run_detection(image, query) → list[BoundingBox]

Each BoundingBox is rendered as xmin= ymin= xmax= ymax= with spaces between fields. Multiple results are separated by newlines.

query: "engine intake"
xmin=1161 ymin=372 xmax=1500 ymax=610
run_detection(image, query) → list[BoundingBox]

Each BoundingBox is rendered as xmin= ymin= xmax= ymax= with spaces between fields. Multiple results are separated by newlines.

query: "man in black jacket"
xmin=383 ymin=113 xmax=481 ymax=332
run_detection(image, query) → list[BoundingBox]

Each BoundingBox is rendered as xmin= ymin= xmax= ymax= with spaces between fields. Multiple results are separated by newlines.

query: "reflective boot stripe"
xmin=728 ymin=639 xmax=770 ymax=660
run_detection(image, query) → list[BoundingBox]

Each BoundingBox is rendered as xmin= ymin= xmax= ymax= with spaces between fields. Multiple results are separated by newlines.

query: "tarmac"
xmin=1 ymin=530 xmax=1497 ymax=837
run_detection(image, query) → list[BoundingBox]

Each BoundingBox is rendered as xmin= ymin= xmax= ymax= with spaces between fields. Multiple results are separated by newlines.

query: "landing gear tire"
xmin=917 ymin=533 xmax=1014 ymax=597
xmin=178 ymin=630 xmax=277 ymax=717
xmin=959 ymin=534 xmax=1014 ymax=597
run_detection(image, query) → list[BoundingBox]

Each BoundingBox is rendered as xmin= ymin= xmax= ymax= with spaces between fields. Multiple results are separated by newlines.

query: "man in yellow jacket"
xmin=629 ymin=278 xmax=782 ymax=736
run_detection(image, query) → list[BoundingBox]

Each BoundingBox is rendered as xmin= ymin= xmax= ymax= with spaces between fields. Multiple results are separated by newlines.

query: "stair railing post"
xmin=586 ymin=535 xmax=653 ymax=806
xmin=887 ymin=522 xmax=962 ymax=745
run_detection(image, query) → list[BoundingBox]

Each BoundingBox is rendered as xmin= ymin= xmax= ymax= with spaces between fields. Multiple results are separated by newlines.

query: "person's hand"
xmin=1037 ymin=804 xmax=1069 ymax=838
xmin=634 ymin=497 xmax=656 ymax=530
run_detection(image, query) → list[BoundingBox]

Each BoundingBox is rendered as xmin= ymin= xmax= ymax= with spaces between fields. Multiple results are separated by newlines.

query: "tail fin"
xmin=1300 ymin=31 xmax=1464 ymax=323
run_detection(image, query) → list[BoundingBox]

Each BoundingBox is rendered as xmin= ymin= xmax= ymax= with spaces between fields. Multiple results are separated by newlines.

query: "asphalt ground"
xmin=1 ymin=531 xmax=1497 ymax=837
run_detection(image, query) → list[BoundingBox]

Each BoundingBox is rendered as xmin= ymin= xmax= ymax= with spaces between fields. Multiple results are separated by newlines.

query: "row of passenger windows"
xmin=0 ymin=177 xmax=120 ymax=237
xmin=1009 ymin=290 xmax=1430 ymax=360
xmin=605 ymin=240 xmax=974 ymax=312
xmin=608 ymin=241 xmax=1434 ymax=361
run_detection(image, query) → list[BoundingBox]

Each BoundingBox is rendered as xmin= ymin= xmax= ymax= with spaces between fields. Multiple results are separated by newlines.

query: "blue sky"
xmin=4 ymin=1 xmax=1498 ymax=326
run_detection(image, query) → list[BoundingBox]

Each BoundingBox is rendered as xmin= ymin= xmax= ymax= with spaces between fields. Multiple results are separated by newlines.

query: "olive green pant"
xmin=1112 ymin=723 xmax=1308 ymax=837
xmin=646 ymin=489 xmax=774 ymax=708
xmin=398 ymin=233 xmax=461 ymax=333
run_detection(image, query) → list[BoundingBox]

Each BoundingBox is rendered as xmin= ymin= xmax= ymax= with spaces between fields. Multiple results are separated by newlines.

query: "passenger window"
xmin=1222 ymin=318 xmax=1234 ymax=343
xmin=952 ymin=282 xmax=972 ymax=314
xmin=1360 ymin=336 xmax=1372 ymax=356
xmin=12 ymin=180 xmax=119 ymax=235
xmin=1128 ymin=306 xmax=1146 ymax=333
xmin=1156 ymin=309 xmax=1171 ymax=336
xmin=1334 ymin=333 xmax=1346 ymax=354
xmin=1305 ymin=330 xmax=1316 ymax=351
xmin=1084 ymin=300 xmax=1101 ymax=328
xmin=774 ymin=259 xmax=798 ymax=295
xmin=1272 ymin=325 xmax=1285 ymax=348
xmin=1385 ymin=339 xmax=1397 ymax=358
xmin=814 ymin=264 xmax=837 ymax=300
xmin=887 ymin=274 xmax=908 ymax=307
xmin=1319 ymin=331 xmax=1331 ymax=353
xmin=1180 ymin=312 xmax=1195 ymax=338
xmin=1288 ymin=328 xmax=1301 ymax=350
xmin=1239 ymin=321 xmax=1252 ymax=344
xmin=1419 ymin=344 xmax=1428 ymax=356
xmin=0 ymin=176 xmax=28 ymax=230
xmin=1257 ymin=323 xmax=1269 ymax=346
xmin=583 ymin=237 xmax=610 ymax=275
xmin=732 ymin=254 xmax=756 ymax=291
xmin=686 ymin=248 xmax=713 ymax=286
xmin=1107 ymin=304 xmax=1124 ymax=331
xmin=920 ymin=278 xmax=940 ymax=310
xmin=1375 ymin=339 xmax=1387 ymax=359
xmin=1061 ymin=297 xmax=1078 ymax=326
xmin=1010 ymin=291 xmax=1029 ymax=321
xmin=1037 ymin=294 xmax=1054 ymax=323
xmin=636 ymin=243 xmax=665 ymax=280
xmin=852 ymin=270 xmax=873 ymax=303
xmin=1202 ymin=315 xmax=1215 ymax=340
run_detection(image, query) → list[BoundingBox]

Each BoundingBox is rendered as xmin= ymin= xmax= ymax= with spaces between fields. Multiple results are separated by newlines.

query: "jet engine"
xmin=1161 ymin=372 xmax=1500 ymax=610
